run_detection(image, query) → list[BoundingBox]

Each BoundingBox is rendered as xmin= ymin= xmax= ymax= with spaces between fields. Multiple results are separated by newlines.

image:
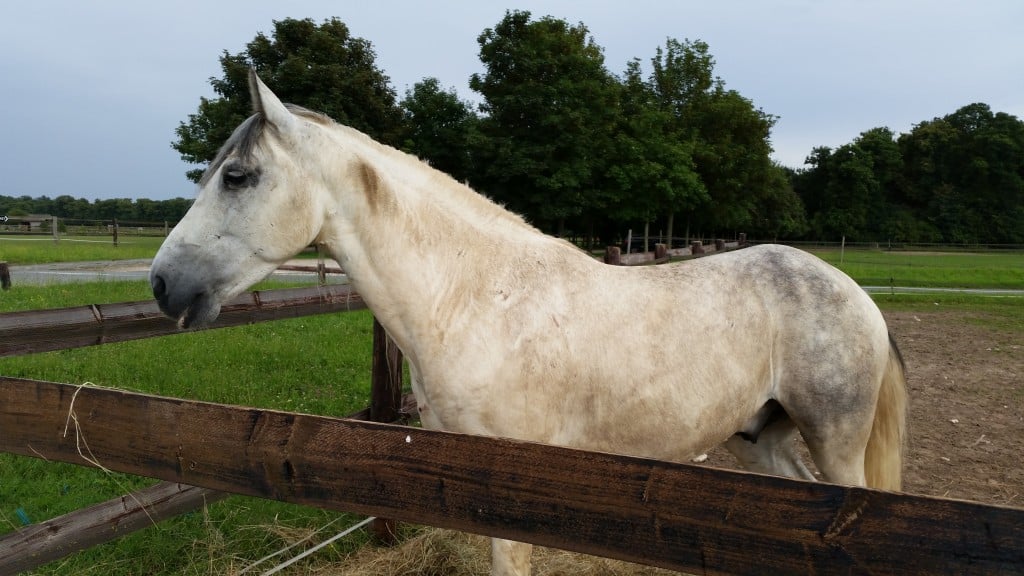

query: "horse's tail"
xmin=864 ymin=334 xmax=908 ymax=490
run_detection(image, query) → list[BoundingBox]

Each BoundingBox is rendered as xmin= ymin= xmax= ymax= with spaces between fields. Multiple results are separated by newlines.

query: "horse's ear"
xmin=248 ymin=69 xmax=297 ymax=134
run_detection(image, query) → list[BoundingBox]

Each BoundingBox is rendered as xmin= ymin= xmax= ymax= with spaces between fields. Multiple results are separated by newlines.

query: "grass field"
xmin=1 ymin=245 xmax=1022 ymax=574
xmin=809 ymin=247 xmax=1024 ymax=289
xmin=0 ymin=236 xmax=166 ymax=264
xmin=1 ymin=280 xmax=381 ymax=575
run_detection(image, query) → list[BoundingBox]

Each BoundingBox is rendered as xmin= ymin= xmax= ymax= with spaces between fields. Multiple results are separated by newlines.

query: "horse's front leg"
xmin=491 ymin=538 xmax=533 ymax=576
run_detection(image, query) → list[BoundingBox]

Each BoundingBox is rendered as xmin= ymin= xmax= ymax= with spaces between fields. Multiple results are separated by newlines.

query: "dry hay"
xmin=316 ymin=528 xmax=680 ymax=576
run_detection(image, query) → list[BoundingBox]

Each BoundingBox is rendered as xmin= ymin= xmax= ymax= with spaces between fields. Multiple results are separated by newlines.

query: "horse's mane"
xmin=199 ymin=105 xmax=538 ymax=236
xmin=199 ymin=105 xmax=329 ymax=187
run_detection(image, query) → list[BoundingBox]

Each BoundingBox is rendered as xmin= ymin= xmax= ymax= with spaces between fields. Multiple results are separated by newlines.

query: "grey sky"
xmin=0 ymin=0 xmax=1020 ymax=202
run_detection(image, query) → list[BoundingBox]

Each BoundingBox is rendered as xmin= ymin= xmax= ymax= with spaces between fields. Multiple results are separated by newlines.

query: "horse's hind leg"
xmin=725 ymin=417 xmax=816 ymax=481
xmin=491 ymin=538 xmax=533 ymax=576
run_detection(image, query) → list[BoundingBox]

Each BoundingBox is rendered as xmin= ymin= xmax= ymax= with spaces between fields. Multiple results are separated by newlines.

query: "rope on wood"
xmin=62 ymin=381 xmax=157 ymax=528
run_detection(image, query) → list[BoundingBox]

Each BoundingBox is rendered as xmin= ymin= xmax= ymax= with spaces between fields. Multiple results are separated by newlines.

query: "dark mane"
xmin=198 ymin=104 xmax=331 ymax=187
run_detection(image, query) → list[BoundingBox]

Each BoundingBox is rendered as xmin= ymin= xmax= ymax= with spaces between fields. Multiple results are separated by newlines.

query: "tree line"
xmin=6 ymin=13 xmax=1022 ymax=245
xmin=0 ymin=195 xmax=191 ymax=224
xmin=794 ymin=104 xmax=1024 ymax=244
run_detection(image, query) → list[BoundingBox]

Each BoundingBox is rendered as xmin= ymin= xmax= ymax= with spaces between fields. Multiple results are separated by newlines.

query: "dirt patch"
xmin=887 ymin=309 xmax=1024 ymax=506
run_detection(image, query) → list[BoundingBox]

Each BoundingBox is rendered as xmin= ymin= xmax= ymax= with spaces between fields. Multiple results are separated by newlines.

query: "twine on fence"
xmin=62 ymin=381 xmax=158 ymax=528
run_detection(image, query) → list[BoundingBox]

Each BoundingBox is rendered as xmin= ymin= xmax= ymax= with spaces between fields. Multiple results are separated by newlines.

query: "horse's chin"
xmin=178 ymin=295 xmax=222 ymax=330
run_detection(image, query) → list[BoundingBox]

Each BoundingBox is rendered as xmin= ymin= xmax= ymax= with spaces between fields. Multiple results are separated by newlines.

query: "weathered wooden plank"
xmin=0 ymin=285 xmax=367 ymax=357
xmin=0 ymin=395 xmax=414 ymax=574
xmin=0 ymin=377 xmax=1021 ymax=575
xmin=0 ymin=482 xmax=228 ymax=574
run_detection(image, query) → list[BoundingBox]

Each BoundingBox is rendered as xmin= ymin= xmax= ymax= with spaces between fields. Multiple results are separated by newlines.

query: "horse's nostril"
xmin=152 ymin=274 xmax=167 ymax=299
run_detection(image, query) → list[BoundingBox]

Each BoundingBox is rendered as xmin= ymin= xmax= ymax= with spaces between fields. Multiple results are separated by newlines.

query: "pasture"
xmin=0 ymin=281 xmax=380 ymax=575
xmin=1 ymin=270 xmax=1022 ymax=574
xmin=810 ymin=247 xmax=1024 ymax=289
xmin=0 ymin=235 xmax=165 ymax=264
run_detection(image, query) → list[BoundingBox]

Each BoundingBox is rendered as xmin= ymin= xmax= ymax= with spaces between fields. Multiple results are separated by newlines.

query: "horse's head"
xmin=151 ymin=71 xmax=329 ymax=328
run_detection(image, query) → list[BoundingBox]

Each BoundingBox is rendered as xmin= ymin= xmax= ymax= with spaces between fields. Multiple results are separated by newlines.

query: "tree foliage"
xmin=160 ymin=14 xmax=1024 ymax=246
xmin=469 ymin=10 xmax=620 ymax=233
xmin=0 ymin=194 xmax=192 ymax=222
xmin=399 ymin=78 xmax=480 ymax=185
xmin=796 ymin=104 xmax=1024 ymax=243
xmin=173 ymin=18 xmax=403 ymax=182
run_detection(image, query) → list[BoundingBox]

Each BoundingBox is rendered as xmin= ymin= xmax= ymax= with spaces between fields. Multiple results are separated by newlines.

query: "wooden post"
xmin=0 ymin=262 xmax=10 ymax=290
xmin=715 ymin=239 xmax=726 ymax=251
xmin=654 ymin=243 xmax=667 ymax=260
xmin=738 ymin=232 xmax=747 ymax=246
xmin=369 ymin=317 xmax=403 ymax=544
xmin=52 ymin=217 xmax=59 ymax=243
xmin=316 ymin=243 xmax=327 ymax=286
xmin=603 ymin=246 xmax=621 ymax=265
xmin=164 ymin=221 xmax=169 ymax=236
xmin=690 ymin=240 xmax=705 ymax=255
xmin=112 ymin=219 xmax=119 ymax=247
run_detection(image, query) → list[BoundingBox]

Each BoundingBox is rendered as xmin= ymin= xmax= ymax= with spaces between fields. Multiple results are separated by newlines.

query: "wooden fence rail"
xmin=0 ymin=285 xmax=366 ymax=357
xmin=0 ymin=482 xmax=228 ymax=575
xmin=2 ymin=377 xmax=1021 ymax=575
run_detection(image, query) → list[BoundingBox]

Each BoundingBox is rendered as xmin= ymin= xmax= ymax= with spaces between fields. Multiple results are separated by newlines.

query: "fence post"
xmin=690 ymin=240 xmax=704 ymax=255
xmin=369 ymin=317 xmax=403 ymax=544
xmin=604 ymin=246 xmax=621 ymax=265
xmin=316 ymin=243 xmax=327 ymax=286
xmin=52 ymin=217 xmax=59 ymax=243
xmin=112 ymin=219 xmax=119 ymax=247
xmin=0 ymin=262 xmax=10 ymax=290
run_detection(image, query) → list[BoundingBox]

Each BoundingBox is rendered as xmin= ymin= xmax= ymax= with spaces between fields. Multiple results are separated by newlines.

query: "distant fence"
xmin=604 ymin=236 xmax=745 ymax=266
xmin=0 ymin=218 xmax=174 ymax=243
xmin=1 ymin=274 xmax=1023 ymax=573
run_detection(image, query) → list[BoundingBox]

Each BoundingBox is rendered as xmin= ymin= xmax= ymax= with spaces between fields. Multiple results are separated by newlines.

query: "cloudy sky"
xmin=0 ymin=0 xmax=1020 ymax=202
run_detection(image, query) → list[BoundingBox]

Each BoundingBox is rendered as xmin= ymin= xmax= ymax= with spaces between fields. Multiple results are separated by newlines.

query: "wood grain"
xmin=1 ymin=377 xmax=1021 ymax=574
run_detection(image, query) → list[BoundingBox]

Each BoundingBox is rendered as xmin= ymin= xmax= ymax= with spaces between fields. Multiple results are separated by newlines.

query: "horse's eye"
xmin=222 ymin=168 xmax=252 ymax=190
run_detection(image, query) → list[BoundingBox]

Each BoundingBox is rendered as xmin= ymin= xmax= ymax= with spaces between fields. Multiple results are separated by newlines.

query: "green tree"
xmin=469 ymin=10 xmax=620 ymax=234
xmin=399 ymin=78 xmax=479 ymax=184
xmin=173 ymin=18 xmax=403 ymax=182
xmin=898 ymin=104 xmax=1024 ymax=243
xmin=603 ymin=58 xmax=704 ymax=244
xmin=644 ymin=38 xmax=785 ymax=240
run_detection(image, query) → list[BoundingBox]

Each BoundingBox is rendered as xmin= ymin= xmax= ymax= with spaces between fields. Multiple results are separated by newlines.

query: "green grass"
xmin=873 ymin=292 xmax=1024 ymax=332
xmin=0 ymin=236 xmax=166 ymax=264
xmin=0 ymin=235 xmax=325 ymax=265
xmin=807 ymin=247 xmax=1024 ymax=289
xmin=0 ymin=280 xmax=380 ymax=575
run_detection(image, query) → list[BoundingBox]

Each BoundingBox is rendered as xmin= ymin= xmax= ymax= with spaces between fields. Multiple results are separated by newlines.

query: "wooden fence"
xmin=1 ymin=287 xmax=1023 ymax=574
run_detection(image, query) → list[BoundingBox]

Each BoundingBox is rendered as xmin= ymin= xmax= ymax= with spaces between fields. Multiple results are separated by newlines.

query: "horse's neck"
xmin=319 ymin=136 xmax=542 ymax=357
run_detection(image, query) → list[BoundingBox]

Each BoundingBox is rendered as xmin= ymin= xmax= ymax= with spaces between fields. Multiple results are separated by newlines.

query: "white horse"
xmin=151 ymin=71 xmax=907 ymax=576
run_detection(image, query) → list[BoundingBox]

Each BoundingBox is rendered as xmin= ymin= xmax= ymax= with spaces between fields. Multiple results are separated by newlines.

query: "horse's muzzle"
xmin=151 ymin=273 xmax=221 ymax=329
